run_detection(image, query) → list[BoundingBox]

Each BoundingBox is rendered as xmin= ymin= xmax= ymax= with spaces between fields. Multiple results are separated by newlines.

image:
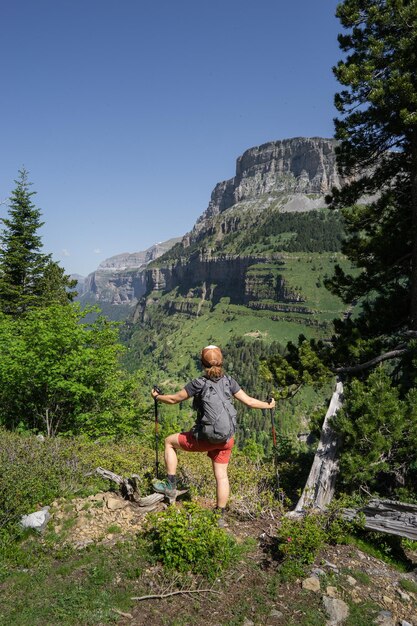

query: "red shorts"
xmin=178 ymin=431 xmax=234 ymax=464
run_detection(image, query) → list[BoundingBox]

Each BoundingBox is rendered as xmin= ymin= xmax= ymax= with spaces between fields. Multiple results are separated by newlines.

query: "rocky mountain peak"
xmin=98 ymin=238 xmax=181 ymax=272
xmin=195 ymin=137 xmax=342 ymax=227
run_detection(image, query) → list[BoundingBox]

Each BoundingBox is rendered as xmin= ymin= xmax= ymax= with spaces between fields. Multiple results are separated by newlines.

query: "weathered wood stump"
xmin=95 ymin=467 xmax=141 ymax=501
xmin=289 ymin=379 xmax=344 ymax=516
xmin=95 ymin=467 xmax=187 ymax=513
xmin=342 ymin=499 xmax=417 ymax=541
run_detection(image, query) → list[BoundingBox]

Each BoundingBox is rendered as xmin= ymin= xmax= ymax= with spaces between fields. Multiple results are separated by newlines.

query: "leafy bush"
xmin=0 ymin=304 xmax=145 ymax=437
xmin=277 ymin=513 xmax=327 ymax=565
xmin=0 ymin=431 xmax=91 ymax=531
xmin=144 ymin=502 xmax=242 ymax=579
xmin=0 ymin=431 xmax=160 ymax=535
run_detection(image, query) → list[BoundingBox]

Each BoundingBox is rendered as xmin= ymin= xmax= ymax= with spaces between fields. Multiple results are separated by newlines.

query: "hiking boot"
xmin=152 ymin=478 xmax=176 ymax=499
xmin=217 ymin=516 xmax=228 ymax=529
xmin=214 ymin=508 xmax=228 ymax=528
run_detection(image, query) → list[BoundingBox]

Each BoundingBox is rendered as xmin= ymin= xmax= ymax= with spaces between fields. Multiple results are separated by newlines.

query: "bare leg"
xmin=212 ymin=460 xmax=230 ymax=508
xmin=164 ymin=433 xmax=181 ymax=475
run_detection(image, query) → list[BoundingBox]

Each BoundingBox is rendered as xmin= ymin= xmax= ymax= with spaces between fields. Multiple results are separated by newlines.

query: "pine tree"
xmin=327 ymin=0 xmax=417 ymax=341
xmin=0 ymin=169 xmax=75 ymax=314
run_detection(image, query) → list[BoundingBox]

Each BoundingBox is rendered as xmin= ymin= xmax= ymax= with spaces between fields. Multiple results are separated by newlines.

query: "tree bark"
xmin=343 ymin=499 xmax=417 ymax=541
xmin=410 ymin=130 xmax=417 ymax=330
xmin=289 ymin=379 xmax=344 ymax=515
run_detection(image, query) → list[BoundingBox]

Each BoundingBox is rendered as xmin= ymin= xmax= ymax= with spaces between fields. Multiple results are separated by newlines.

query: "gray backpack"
xmin=193 ymin=376 xmax=237 ymax=443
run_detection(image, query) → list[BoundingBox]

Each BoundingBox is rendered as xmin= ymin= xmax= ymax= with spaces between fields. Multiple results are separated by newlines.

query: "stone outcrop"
xmin=79 ymin=238 xmax=180 ymax=305
xmin=189 ymin=137 xmax=345 ymax=243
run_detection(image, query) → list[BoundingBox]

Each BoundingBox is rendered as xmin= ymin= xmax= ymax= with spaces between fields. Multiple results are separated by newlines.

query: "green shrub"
xmin=0 ymin=431 xmax=91 ymax=531
xmin=348 ymin=569 xmax=371 ymax=585
xmin=277 ymin=559 xmax=306 ymax=582
xmin=0 ymin=431 xmax=158 ymax=535
xmin=144 ymin=502 xmax=242 ymax=579
xmin=399 ymin=578 xmax=417 ymax=593
xmin=325 ymin=496 xmax=365 ymax=545
xmin=277 ymin=513 xmax=327 ymax=565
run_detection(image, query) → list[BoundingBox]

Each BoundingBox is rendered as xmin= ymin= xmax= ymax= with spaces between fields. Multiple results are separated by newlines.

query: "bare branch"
xmin=334 ymin=346 xmax=408 ymax=374
xmin=131 ymin=589 xmax=220 ymax=601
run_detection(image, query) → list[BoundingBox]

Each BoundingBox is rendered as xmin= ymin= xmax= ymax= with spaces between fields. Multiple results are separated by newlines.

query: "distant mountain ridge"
xmin=79 ymin=137 xmax=346 ymax=311
xmin=75 ymin=238 xmax=180 ymax=306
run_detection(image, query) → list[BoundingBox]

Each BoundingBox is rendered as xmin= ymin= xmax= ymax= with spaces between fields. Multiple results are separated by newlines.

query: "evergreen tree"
xmin=0 ymin=169 xmax=75 ymax=314
xmin=37 ymin=259 xmax=78 ymax=306
xmin=327 ymin=0 xmax=417 ymax=350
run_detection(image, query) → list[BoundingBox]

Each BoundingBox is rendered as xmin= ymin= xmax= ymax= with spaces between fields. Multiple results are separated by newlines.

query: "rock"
xmin=242 ymin=619 xmax=254 ymax=626
xmin=199 ymin=137 xmax=344 ymax=223
xmin=311 ymin=568 xmax=326 ymax=577
xmin=82 ymin=238 xmax=180 ymax=305
xmin=326 ymin=586 xmax=338 ymax=598
xmin=382 ymin=595 xmax=394 ymax=606
xmin=20 ymin=506 xmax=50 ymax=532
xmin=396 ymin=588 xmax=411 ymax=602
xmin=346 ymin=575 xmax=357 ymax=586
xmin=74 ymin=539 xmax=94 ymax=550
xmin=105 ymin=497 xmax=128 ymax=511
xmin=375 ymin=610 xmax=395 ymax=626
xmin=122 ymin=138 xmax=355 ymax=323
xmin=269 ymin=609 xmax=283 ymax=619
xmin=322 ymin=596 xmax=349 ymax=625
xmin=400 ymin=621 xmax=412 ymax=626
xmin=323 ymin=559 xmax=339 ymax=572
xmin=302 ymin=577 xmax=321 ymax=592
xmin=88 ymin=494 xmax=104 ymax=502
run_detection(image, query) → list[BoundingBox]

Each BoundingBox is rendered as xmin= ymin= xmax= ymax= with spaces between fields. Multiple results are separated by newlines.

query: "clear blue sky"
xmin=1 ymin=0 xmax=341 ymax=276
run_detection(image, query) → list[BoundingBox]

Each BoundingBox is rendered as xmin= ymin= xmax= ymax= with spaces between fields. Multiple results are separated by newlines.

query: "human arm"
xmin=233 ymin=389 xmax=275 ymax=410
xmin=150 ymin=388 xmax=189 ymax=405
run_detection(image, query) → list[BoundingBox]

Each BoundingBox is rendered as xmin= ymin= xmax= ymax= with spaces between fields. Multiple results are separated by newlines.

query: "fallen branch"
xmin=131 ymin=588 xmax=220 ymax=601
xmin=342 ymin=498 xmax=417 ymax=541
xmin=111 ymin=608 xmax=133 ymax=619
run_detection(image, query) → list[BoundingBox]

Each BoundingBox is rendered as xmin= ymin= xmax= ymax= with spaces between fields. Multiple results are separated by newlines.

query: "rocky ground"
xmin=47 ymin=491 xmax=417 ymax=626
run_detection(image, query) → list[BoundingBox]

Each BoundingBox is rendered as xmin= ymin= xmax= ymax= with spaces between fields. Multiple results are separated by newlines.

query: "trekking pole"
xmin=266 ymin=395 xmax=282 ymax=501
xmin=153 ymin=385 xmax=162 ymax=479
xmin=268 ymin=396 xmax=277 ymax=448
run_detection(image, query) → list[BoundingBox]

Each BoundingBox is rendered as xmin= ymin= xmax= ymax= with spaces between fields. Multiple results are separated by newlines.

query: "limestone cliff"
xmin=134 ymin=137 xmax=345 ymax=318
xmin=79 ymin=238 xmax=180 ymax=305
xmin=186 ymin=137 xmax=344 ymax=245
xmin=85 ymin=138 xmax=344 ymax=315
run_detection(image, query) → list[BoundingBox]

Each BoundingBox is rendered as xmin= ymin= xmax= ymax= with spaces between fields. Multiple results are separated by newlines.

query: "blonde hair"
xmin=201 ymin=345 xmax=224 ymax=379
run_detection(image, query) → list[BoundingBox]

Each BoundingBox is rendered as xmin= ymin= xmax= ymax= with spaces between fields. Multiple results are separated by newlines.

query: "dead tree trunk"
xmin=343 ymin=499 xmax=417 ymax=541
xmin=285 ymin=382 xmax=417 ymax=541
xmin=94 ymin=467 xmax=188 ymax=508
xmin=95 ymin=467 xmax=141 ymax=501
xmin=290 ymin=379 xmax=343 ymax=515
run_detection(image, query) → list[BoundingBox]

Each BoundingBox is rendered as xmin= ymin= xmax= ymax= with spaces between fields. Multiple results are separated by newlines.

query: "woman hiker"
xmin=150 ymin=345 xmax=275 ymax=526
